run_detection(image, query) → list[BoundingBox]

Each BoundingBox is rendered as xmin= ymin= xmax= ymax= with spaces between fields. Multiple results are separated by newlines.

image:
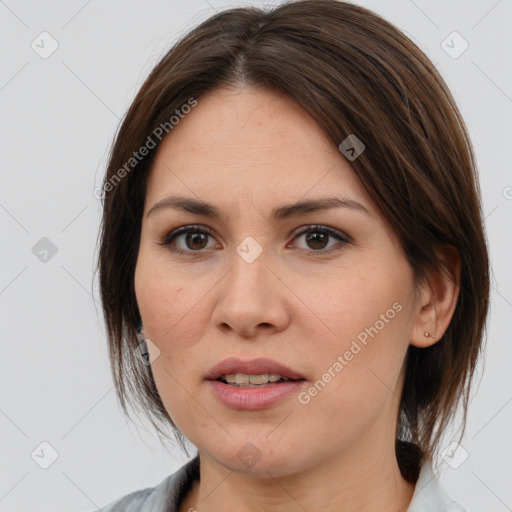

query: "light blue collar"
xmin=407 ymin=461 xmax=467 ymax=511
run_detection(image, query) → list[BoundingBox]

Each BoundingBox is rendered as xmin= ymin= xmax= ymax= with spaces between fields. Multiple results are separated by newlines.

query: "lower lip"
xmin=207 ymin=379 xmax=306 ymax=410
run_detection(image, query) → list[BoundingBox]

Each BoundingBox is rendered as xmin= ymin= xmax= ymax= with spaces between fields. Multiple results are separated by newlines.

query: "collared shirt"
xmin=95 ymin=455 xmax=467 ymax=511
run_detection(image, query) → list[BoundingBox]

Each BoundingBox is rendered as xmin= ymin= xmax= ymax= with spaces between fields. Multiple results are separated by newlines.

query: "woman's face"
xmin=135 ymin=85 xmax=422 ymax=476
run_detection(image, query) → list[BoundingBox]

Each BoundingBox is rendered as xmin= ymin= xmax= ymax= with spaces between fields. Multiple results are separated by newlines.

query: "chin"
xmin=205 ymin=441 xmax=314 ymax=478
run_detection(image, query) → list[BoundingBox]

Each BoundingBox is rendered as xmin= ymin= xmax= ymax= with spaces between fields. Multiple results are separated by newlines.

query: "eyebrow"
xmin=146 ymin=195 xmax=370 ymax=220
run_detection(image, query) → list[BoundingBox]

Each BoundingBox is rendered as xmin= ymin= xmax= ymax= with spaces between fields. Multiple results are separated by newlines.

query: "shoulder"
xmin=407 ymin=461 xmax=467 ymax=512
xmin=97 ymin=486 xmax=154 ymax=512
xmin=91 ymin=455 xmax=200 ymax=512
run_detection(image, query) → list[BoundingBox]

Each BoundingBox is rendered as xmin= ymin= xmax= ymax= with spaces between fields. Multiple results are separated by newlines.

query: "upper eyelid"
xmin=290 ymin=224 xmax=349 ymax=240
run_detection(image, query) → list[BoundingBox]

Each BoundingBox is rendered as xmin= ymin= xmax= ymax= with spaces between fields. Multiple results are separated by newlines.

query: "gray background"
xmin=0 ymin=0 xmax=511 ymax=510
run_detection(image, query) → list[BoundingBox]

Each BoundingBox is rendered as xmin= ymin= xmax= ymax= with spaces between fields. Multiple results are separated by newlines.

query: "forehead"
xmin=145 ymin=86 xmax=372 ymax=215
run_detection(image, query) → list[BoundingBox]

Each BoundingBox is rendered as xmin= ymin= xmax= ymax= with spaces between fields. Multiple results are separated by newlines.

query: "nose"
xmin=210 ymin=247 xmax=290 ymax=338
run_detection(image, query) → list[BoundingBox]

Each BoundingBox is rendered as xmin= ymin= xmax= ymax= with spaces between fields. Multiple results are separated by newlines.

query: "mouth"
xmin=206 ymin=358 xmax=307 ymax=410
xmin=206 ymin=357 xmax=306 ymax=384
xmin=215 ymin=373 xmax=305 ymax=387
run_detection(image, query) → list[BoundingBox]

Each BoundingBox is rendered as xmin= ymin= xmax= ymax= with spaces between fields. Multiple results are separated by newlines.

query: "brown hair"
xmin=95 ymin=0 xmax=489 ymax=482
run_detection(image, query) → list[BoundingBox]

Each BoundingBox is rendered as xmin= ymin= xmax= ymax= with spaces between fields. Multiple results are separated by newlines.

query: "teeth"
xmin=220 ymin=373 xmax=290 ymax=385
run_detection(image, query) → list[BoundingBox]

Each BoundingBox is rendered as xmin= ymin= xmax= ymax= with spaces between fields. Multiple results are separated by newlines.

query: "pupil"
xmin=306 ymin=231 xmax=328 ymax=250
xmin=186 ymin=232 xmax=208 ymax=250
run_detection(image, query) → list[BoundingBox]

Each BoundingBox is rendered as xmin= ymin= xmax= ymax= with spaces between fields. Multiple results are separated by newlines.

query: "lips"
xmin=205 ymin=357 xmax=306 ymax=381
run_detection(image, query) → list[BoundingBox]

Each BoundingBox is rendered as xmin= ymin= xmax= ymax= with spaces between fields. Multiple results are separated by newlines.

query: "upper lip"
xmin=206 ymin=357 xmax=306 ymax=381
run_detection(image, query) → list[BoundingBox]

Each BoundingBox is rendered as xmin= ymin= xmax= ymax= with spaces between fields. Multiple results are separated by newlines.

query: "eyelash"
xmin=157 ymin=224 xmax=350 ymax=257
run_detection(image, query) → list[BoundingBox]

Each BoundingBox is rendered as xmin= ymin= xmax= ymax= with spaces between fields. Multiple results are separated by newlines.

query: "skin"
xmin=134 ymin=85 xmax=460 ymax=512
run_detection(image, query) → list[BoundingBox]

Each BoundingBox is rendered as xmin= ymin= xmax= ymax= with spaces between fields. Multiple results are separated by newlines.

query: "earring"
xmin=135 ymin=321 xmax=152 ymax=367
xmin=136 ymin=320 xmax=145 ymax=341
xmin=424 ymin=331 xmax=436 ymax=339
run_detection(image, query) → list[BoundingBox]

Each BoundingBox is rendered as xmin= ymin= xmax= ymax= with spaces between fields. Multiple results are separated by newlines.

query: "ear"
xmin=410 ymin=244 xmax=461 ymax=348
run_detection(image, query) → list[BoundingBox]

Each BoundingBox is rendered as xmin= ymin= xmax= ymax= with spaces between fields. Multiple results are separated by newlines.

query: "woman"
xmin=95 ymin=1 xmax=489 ymax=510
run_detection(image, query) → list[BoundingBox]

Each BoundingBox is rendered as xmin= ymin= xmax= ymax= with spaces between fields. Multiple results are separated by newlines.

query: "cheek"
xmin=135 ymin=255 xmax=196 ymax=387
xmin=296 ymin=267 xmax=412 ymax=414
xmin=135 ymin=248 xmax=205 ymax=341
xmin=295 ymin=260 xmax=410 ymax=351
xmin=151 ymin=357 xmax=212 ymax=437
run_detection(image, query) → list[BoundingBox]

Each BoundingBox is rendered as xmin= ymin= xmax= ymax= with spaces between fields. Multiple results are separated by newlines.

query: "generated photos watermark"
xmin=297 ymin=301 xmax=403 ymax=405
xmin=94 ymin=97 xmax=198 ymax=200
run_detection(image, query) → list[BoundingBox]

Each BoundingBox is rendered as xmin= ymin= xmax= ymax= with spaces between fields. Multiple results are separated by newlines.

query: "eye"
xmin=288 ymin=225 xmax=349 ymax=254
xmin=158 ymin=225 xmax=219 ymax=256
